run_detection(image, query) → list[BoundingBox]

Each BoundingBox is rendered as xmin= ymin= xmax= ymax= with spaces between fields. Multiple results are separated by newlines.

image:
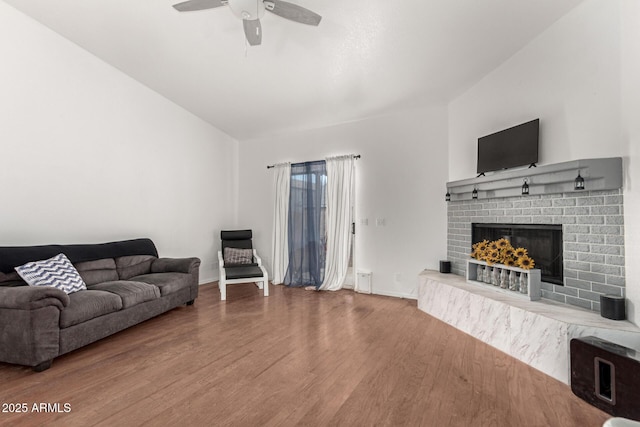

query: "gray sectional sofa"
xmin=0 ymin=238 xmax=200 ymax=371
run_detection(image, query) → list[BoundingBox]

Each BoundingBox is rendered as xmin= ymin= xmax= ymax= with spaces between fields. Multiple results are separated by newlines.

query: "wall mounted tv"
xmin=477 ymin=118 xmax=539 ymax=174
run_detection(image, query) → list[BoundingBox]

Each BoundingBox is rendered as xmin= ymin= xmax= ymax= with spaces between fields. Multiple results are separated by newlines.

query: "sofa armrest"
xmin=151 ymin=257 xmax=201 ymax=302
xmin=151 ymin=257 xmax=201 ymax=275
xmin=0 ymin=286 xmax=69 ymax=311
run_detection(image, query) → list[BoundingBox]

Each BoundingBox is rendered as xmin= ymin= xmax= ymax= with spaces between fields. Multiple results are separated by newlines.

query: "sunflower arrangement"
xmin=470 ymin=238 xmax=535 ymax=270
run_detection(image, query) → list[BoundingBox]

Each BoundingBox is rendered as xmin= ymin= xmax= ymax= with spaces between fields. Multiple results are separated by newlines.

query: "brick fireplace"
xmin=447 ymin=189 xmax=625 ymax=312
xmin=421 ymin=158 xmax=635 ymax=384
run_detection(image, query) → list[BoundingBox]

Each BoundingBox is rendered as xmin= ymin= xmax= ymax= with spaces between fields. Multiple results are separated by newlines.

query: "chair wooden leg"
xmin=220 ymin=280 xmax=226 ymax=301
xmin=263 ymin=271 xmax=269 ymax=297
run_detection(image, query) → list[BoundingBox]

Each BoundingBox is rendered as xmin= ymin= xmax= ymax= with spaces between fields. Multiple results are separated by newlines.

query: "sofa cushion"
xmin=60 ymin=290 xmax=123 ymax=328
xmin=15 ymin=253 xmax=87 ymax=294
xmin=224 ymin=265 xmax=265 ymax=280
xmin=0 ymin=270 xmax=24 ymax=285
xmin=129 ymin=272 xmax=191 ymax=296
xmin=0 ymin=280 xmax=27 ymax=287
xmin=115 ymin=255 xmax=155 ymax=280
xmin=88 ymin=280 xmax=160 ymax=309
xmin=0 ymin=239 xmax=159 ymax=275
xmin=75 ymin=258 xmax=119 ymax=286
xmin=0 ymin=270 xmax=26 ymax=287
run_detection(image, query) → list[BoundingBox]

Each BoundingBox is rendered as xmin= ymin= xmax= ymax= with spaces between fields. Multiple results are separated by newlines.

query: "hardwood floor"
xmin=0 ymin=283 xmax=609 ymax=426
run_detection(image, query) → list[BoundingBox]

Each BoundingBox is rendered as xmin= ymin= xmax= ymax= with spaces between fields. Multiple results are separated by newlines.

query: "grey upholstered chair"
xmin=217 ymin=230 xmax=269 ymax=300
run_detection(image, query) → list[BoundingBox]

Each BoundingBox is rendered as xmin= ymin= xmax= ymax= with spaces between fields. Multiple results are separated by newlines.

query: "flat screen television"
xmin=477 ymin=119 xmax=539 ymax=174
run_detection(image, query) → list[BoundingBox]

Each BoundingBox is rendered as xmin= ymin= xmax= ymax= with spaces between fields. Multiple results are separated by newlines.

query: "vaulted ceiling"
xmin=4 ymin=0 xmax=583 ymax=140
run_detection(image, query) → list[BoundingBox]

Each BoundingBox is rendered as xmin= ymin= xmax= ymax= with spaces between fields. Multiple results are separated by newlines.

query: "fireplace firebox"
xmin=472 ymin=223 xmax=563 ymax=285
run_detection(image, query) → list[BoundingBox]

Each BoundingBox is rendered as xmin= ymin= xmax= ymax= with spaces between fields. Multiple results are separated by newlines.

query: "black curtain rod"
xmin=267 ymin=155 xmax=361 ymax=169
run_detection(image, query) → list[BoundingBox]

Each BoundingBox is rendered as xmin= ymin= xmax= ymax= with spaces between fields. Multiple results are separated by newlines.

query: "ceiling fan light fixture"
xmin=229 ymin=0 xmax=265 ymax=20
xmin=173 ymin=0 xmax=322 ymax=45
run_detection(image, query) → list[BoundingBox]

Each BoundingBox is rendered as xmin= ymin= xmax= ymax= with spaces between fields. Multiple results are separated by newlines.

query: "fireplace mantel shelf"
xmin=446 ymin=157 xmax=622 ymax=201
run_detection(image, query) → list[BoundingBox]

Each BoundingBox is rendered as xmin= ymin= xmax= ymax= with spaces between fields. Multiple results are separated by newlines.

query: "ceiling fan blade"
xmin=265 ymin=0 xmax=321 ymax=26
xmin=243 ymin=19 xmax=262 ymax=46
xmin=172 ymin=0 xmax=226 ymax=12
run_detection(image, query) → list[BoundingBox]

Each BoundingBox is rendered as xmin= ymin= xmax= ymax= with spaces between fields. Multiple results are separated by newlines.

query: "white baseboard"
xmin=198 ymin=277 xmax=416 ymax=301
xmin=199 ymin=276 xmax=217 ymax=285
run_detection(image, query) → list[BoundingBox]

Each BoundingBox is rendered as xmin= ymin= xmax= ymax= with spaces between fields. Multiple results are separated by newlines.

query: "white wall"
xmin=448 ymin=0 xmax=622 ymax=181
xmin=448 ymin=0 xmax=640 ymax=325
xmin=237 ymin=107 xmax=448 ymax=299
xmin=0 ymin=3 xmax=238 ymax=283
xmin=620 ymin=0 xmax=640 ymax=326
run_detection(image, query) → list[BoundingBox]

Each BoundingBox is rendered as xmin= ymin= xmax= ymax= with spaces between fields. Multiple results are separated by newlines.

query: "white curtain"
xmin=320 ymin=155 xmax=355 ymax=291
xmin=271 ymin=162 xmax=291 ymax=285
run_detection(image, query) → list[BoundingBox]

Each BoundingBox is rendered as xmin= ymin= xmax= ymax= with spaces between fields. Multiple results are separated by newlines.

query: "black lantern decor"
xmin=472 ymin=187 xmax=478 ymax=199
xmin=522 ymin=178 xmax=530 ymax=195
xmin=445 ymin=190 xmax=451 ymax=202
xmin=574 ymin=171 xmax=585 ymax=190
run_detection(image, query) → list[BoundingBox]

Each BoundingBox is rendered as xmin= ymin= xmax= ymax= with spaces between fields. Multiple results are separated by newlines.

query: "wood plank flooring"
xmin=0 ymin=282 xmax=609 ymax=426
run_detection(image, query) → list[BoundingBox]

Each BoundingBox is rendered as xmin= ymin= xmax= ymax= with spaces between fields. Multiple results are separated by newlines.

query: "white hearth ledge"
xmin=417 ymin=270 xmax=640 ymax=384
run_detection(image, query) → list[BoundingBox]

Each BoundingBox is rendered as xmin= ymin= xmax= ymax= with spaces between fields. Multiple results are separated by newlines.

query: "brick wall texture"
xmin=447 ymin=189 xmax=625 ymax=312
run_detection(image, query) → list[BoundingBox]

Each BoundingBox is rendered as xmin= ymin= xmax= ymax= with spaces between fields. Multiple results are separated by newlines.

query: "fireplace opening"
xmin=472 ymin=223 xmax=563 ymax=285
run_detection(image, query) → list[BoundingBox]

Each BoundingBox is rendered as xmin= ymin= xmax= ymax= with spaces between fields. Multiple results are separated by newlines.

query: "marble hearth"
xmin=417 ymin=270 xmax=640 ymax=384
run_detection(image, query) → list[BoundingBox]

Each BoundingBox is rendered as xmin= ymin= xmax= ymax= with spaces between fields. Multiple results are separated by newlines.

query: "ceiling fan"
xmin=172 ymin=0 xmax=322 ymax=46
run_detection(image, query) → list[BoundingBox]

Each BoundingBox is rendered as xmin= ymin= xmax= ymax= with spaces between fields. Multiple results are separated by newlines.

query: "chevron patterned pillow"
xmin=15 ymin=253 xmax=87 ymax=294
